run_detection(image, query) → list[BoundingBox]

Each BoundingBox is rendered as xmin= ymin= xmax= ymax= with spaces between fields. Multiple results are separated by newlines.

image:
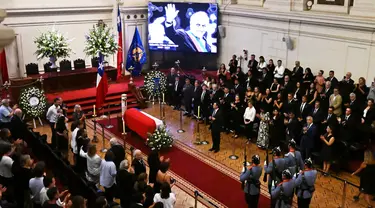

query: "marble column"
xmin=350 ymin=0 xmax=375 ymax=18
xmin=0 ymin=9 xmax=15 ymax=51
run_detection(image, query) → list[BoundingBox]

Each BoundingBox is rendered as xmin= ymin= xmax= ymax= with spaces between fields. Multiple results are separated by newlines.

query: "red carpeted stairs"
xmin=46 ymin=77 xmax=144 ymax=120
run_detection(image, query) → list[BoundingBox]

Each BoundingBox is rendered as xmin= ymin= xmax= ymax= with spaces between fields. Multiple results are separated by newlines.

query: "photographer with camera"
xmin=240 ymin=155 xmax=262 ymax=208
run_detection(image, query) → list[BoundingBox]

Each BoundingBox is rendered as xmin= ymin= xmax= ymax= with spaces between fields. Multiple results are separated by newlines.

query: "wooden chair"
xmin=59 ymin=59 xmax=72 ymax=71
xmin=91 ymin=57 xmax=99 ymax=68
xmin=25 ymin=63 xmax=39 ymax=75
xmin=44 ymin=62 xmax=57 ymax=73
xmin=73 ymin=59 xmax=86 ymax=70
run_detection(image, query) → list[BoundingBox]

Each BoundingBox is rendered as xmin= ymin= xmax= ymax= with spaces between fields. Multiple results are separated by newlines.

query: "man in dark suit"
xmin=326 ymin=70 xmax=338 ymax=89
xmin=345 ymin=93 xmax=361 ymax=117
xmin=322 ymin=107 xmax=339 ymax=132
xmin=109 ymin=138 xmax=125 ymax=170
xmin=210 ymin=84 xmax=224 ymax=105
xmin=284 ymin=93 xmax=296 ymax=116
xmin=172 ymin=76 xmax=183 ymax=110
xmin=234 ymin=79 xmax=245 ymax=100
xmin=282 ymin=75 xmax=295 ymax=100
xmin=339 ymin=107 xmax=357 ymax=143
xmin=310 ymin=101 xmax=324 ymax=125
xmin=300 ymin=116 xmax=317 ymax=160
xmin=229 ymin=55 xmax=238 ymax=74
xmin=192 ymin=80 xmax=202 ymax=118
xmin=131 ymin=149 xmax=146 ymax=176
xmin=222 ymin=87 xmax=234 ymax=132
xmin=247 ymin=54 xmax=258 ymax=78
xmin=200 ymin=84 xmax=211 ymax=124
xmin=320 ymin=81 xmax=334 ymax=112
xmin=116 ymin=159 xmax=136 ymax=208
xmin=130 ymin=192 xmax=144 ymax=208
xmin=183 ymin=78 xmax=194 ymax=116
xmin=285 ymin=112 xmax=301 ymax=144
xmin=298 ymin=95 xmax=311 ymax=121
xmin=209 ymin=102 xmax=223 ymax=153
xmin=166 ymin=68 xmax=177 ymax=105
xmin=339 ymin=72 xmax=355 ymax=104
xmin=10 ymin=108 xmax=29 ymax=140
xmin=291 ymin=61 xmax=303 ymax=83
xmin=245 ymin=70 xmax=259 ymax=90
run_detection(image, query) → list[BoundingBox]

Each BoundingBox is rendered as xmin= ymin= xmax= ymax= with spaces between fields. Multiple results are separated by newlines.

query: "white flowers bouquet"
xmin=147 ymin=126 xmax=173 ymax=151
xmin=84 ymin=24 xmax=118 ymax=57
xmin=144 ymin=71 xmax=167 ymax=98
xmin=34 ymin=27 xmax=72 ymax=60
xmin=19 ymin=87 xmax=47 ymax=118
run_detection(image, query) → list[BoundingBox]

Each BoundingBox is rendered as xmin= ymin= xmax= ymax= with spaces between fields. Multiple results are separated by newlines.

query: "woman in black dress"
xmin=261 ymin=88 xmax=273 ymax=114
xmin=320 ymin=125 xmax=335 ymax=175
xmin=273 ymin=93 xmax=283 ymax=113
xmin=293 ymin=82 xmax=303 ymax=102
xmin=267 ymin=59 xmax=275 ymax=76
xmin=306 ymin=83 xmax=318 ymax=105
xmin=230 ymin=95 xmax=244 ymax=138
xmin=269 ymin=108 xmax=284 ymax=148
xmin=270 ymin=78 xmax=280 ymax=100
xmin=147 ymin=150 xmax=167 ymax=184
xmin=302 ymin=68 xmax=314 ymax=92
xmin=55 ymin=109 xmax=69 ymax=158
xmin=352 ymin=141 xmax=375 ymax=208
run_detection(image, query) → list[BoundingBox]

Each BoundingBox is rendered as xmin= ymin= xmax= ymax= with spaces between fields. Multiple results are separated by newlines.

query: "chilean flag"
xmin=96 ymin=53 xmax=108 ymax=108
xmin=116 ymin=5 xmax=123 ymax=79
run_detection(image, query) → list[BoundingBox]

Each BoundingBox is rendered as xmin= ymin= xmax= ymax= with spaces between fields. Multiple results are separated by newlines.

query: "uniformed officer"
xmin=284 ymin=139 xmax=304 ymax=176
xmin=264 ymin=147 xmax=286 ymax=208
xmin=271 ymin=169 xmax=296 ymax=208
xmin=240 ymin=155 xmax=263 ymax=208
xmin=295 ymin=158 xmax=317 ymax=208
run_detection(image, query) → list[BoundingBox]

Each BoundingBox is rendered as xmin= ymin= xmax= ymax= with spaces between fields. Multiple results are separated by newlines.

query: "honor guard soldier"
xmin=295 ymin=158 xmax=317 ymax=208
xmin=240 ymin=155 xmax=262 ymax=208
xmin=271 ymin=169 xmax=295 ymax=208
xmin=264 ymin=147 xmax=286 ymax=208
xmin=284 ymin=139 xmax=304 ymax=176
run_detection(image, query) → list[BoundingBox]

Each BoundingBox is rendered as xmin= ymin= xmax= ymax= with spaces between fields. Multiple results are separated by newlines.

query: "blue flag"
xmin=126 ymin=27 xmax=146 ymax=76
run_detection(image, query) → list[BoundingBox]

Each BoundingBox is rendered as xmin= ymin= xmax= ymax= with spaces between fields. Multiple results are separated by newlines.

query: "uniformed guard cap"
xmin=252 ymin=155 xmax=260 ymax=165
xmin=282 ymin=169 xmax=292 ymax=179
xmin=304 ymin=158 xmax=313 ymax=167
xmin=288 ymin=139 xmax=296 ymax=148
xmin=272 ymin=146 xmax=282 ymax=156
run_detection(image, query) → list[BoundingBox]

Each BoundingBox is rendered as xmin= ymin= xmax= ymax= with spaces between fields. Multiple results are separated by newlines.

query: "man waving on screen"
xmin=164 ymin=3 xmax=214 ymax=53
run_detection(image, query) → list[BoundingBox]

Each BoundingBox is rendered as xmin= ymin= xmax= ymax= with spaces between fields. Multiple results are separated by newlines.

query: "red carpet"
xmin=97 ymin=119 xmax=270 ymax=208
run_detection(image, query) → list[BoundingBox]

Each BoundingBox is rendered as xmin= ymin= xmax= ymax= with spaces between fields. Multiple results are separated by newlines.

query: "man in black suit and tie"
xmin=245 ymin=70 xmax=259 ymax=90
xmin=229 ymin=54 xmax=238 ymax=74
xmin=285 ymin=111 xmax=301 ymax=144
xmin=247 ymin=54 xmax=258 ymax=78
xmin=320 ymin=81 xmax=334 ymax=112
xmin=339 ymin=72 xmax=355 ymax=104
xmin=291 ymin=61 xmax=303 ymax=83
xmin=234 ymin=79 xmax=245 ymax=101
xmin=200 ymin=84 xmax=211 ymax=124
xmin=322 ymin=107 xmax=339 ymax=132
xmin=326 ymin=70 xmax=338 ymax=89
xmin=311 ymin=100 xmax=324 ymax=125
xmin=281 ymin=75 xmax=295 ymax=100
xmin=284 ymin=93 xmax=296 ymax=116
xmin=116 ymin=159 xmax=136 ymax=208
xmin=339 ymin=108 xmax=357 ymax=143
xmin=10 ymin=108 xmax=29 ymax=140
xmin=183 ymin=78 xmax=194 ymax=116
xmin=298 ymin=95 xmax=311 ymax=121
xmin=131 ymin=149 xmax=146 ymax=176
xmin=345 ymin=93 xmax=361 ymax=117
xmin=300 ymin=116 xmax=317 ymax=160
xmin=172 ymin=76 xmax=182 ymax=110
xmin=192 ymin=80 xmax=202 ymax=118
xmin=222 ymin=87 xmax=234 ymax=132
xmin=166 ymin=68 xmax=177 ymax=105
xmin=209 ymin=102 xmax=223 ymax=153
xmin=210 ymin=84 xmax=224 ymax=105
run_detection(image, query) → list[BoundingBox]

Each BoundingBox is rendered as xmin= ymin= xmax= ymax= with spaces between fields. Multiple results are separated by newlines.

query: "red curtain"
xmin=0 ymin=49 xmax=9 ymax=83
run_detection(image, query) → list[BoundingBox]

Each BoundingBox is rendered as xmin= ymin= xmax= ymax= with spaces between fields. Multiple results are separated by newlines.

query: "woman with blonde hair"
xmin=79 ymin=144 xmax=101 ymax=185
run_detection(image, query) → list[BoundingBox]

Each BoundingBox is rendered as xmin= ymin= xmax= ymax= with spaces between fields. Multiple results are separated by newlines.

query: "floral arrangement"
xmin=19 ymin=87 xmax=47 ymax=118
xmin=34 ymin=27 xmax=72 ymax=60
xmin=147 ymin=126 xmax=173 ymax=151
xmin=84 ymin=24 xmax=118 ymax=57
xmin=144 ymin=70 xmax=167 ymax=98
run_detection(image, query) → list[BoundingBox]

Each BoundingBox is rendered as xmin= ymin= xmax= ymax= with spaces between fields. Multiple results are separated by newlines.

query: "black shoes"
xmin=209 ymin=148 xmax=214 ymax=151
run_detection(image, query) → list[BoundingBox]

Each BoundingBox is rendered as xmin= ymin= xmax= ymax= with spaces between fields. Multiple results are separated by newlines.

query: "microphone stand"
xmin=92 ymin=114 xmax=98 ymax=143
xmin=194 ymin=114 xmax=201 ymax=145
xmin=177 ymin=110 xmax=185 ymax=133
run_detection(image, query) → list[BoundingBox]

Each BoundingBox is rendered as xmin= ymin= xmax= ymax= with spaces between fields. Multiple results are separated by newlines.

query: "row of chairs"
xmin=26 ymin=57 xmax=100 ymax=75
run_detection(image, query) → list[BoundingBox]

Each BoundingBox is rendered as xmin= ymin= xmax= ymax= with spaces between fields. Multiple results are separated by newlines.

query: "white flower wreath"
xmin=146 ymin=126 xmax=173 ymax=150
xmin=144 ymin=71 xmax=167 ymax=98
xmin=19 ymin=87 xmax=47 ymax=118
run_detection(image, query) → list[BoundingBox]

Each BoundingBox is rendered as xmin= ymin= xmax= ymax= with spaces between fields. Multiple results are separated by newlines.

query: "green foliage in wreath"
xmin=144 ymin=71 xmax=167 ymax=98
xmin=146 ymin=126 xmax=173 ymax=151
xmin=34 ymin=27 xmax=73 ymax=60
xmin=84 ymin=25 xmax=118 ymax=57
xmin=19 ymin=87 xmax=47 ymax=118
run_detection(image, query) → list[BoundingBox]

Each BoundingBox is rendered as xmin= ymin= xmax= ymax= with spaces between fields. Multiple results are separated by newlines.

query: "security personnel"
xmin=295 ymin=158 xmax=317 ymax=208
xmin=240 ymin=155 xmax=262 ymax=208
xmin=284 ymin=139 xmax=304 ymax=176
xmin=271 ymin=169 xmax=295 ymax=208
xmin=264 ymin=147 xmax=286 ymax=208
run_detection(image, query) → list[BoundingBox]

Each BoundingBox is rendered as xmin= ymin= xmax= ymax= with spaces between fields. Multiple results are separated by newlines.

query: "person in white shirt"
xmin=153 ymin=182 xmax=176 ymax=208
xmin=274 ymin=60 xmax=285 ymax=84
xmin=0 ymin=144 xmax=14 ymax=185
xmin=46 ymin=98 xmax=61 ymax=149
xmin=257 ymin=56 xmax=267 ymax=74
xmin=39 ymin=175 xmax=67 ymax=206
xmin=244 ymin=102 xmax=256 ymax=141
xmin=0 ymin=99 xmax=14 ymax=128
xmin=80 ymin=144 xmax=101 ymax=184
xmin=100 ymin=151 xmax=117 ymax=204
xmin=29 ymin=161 xmax=45 ymax=206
